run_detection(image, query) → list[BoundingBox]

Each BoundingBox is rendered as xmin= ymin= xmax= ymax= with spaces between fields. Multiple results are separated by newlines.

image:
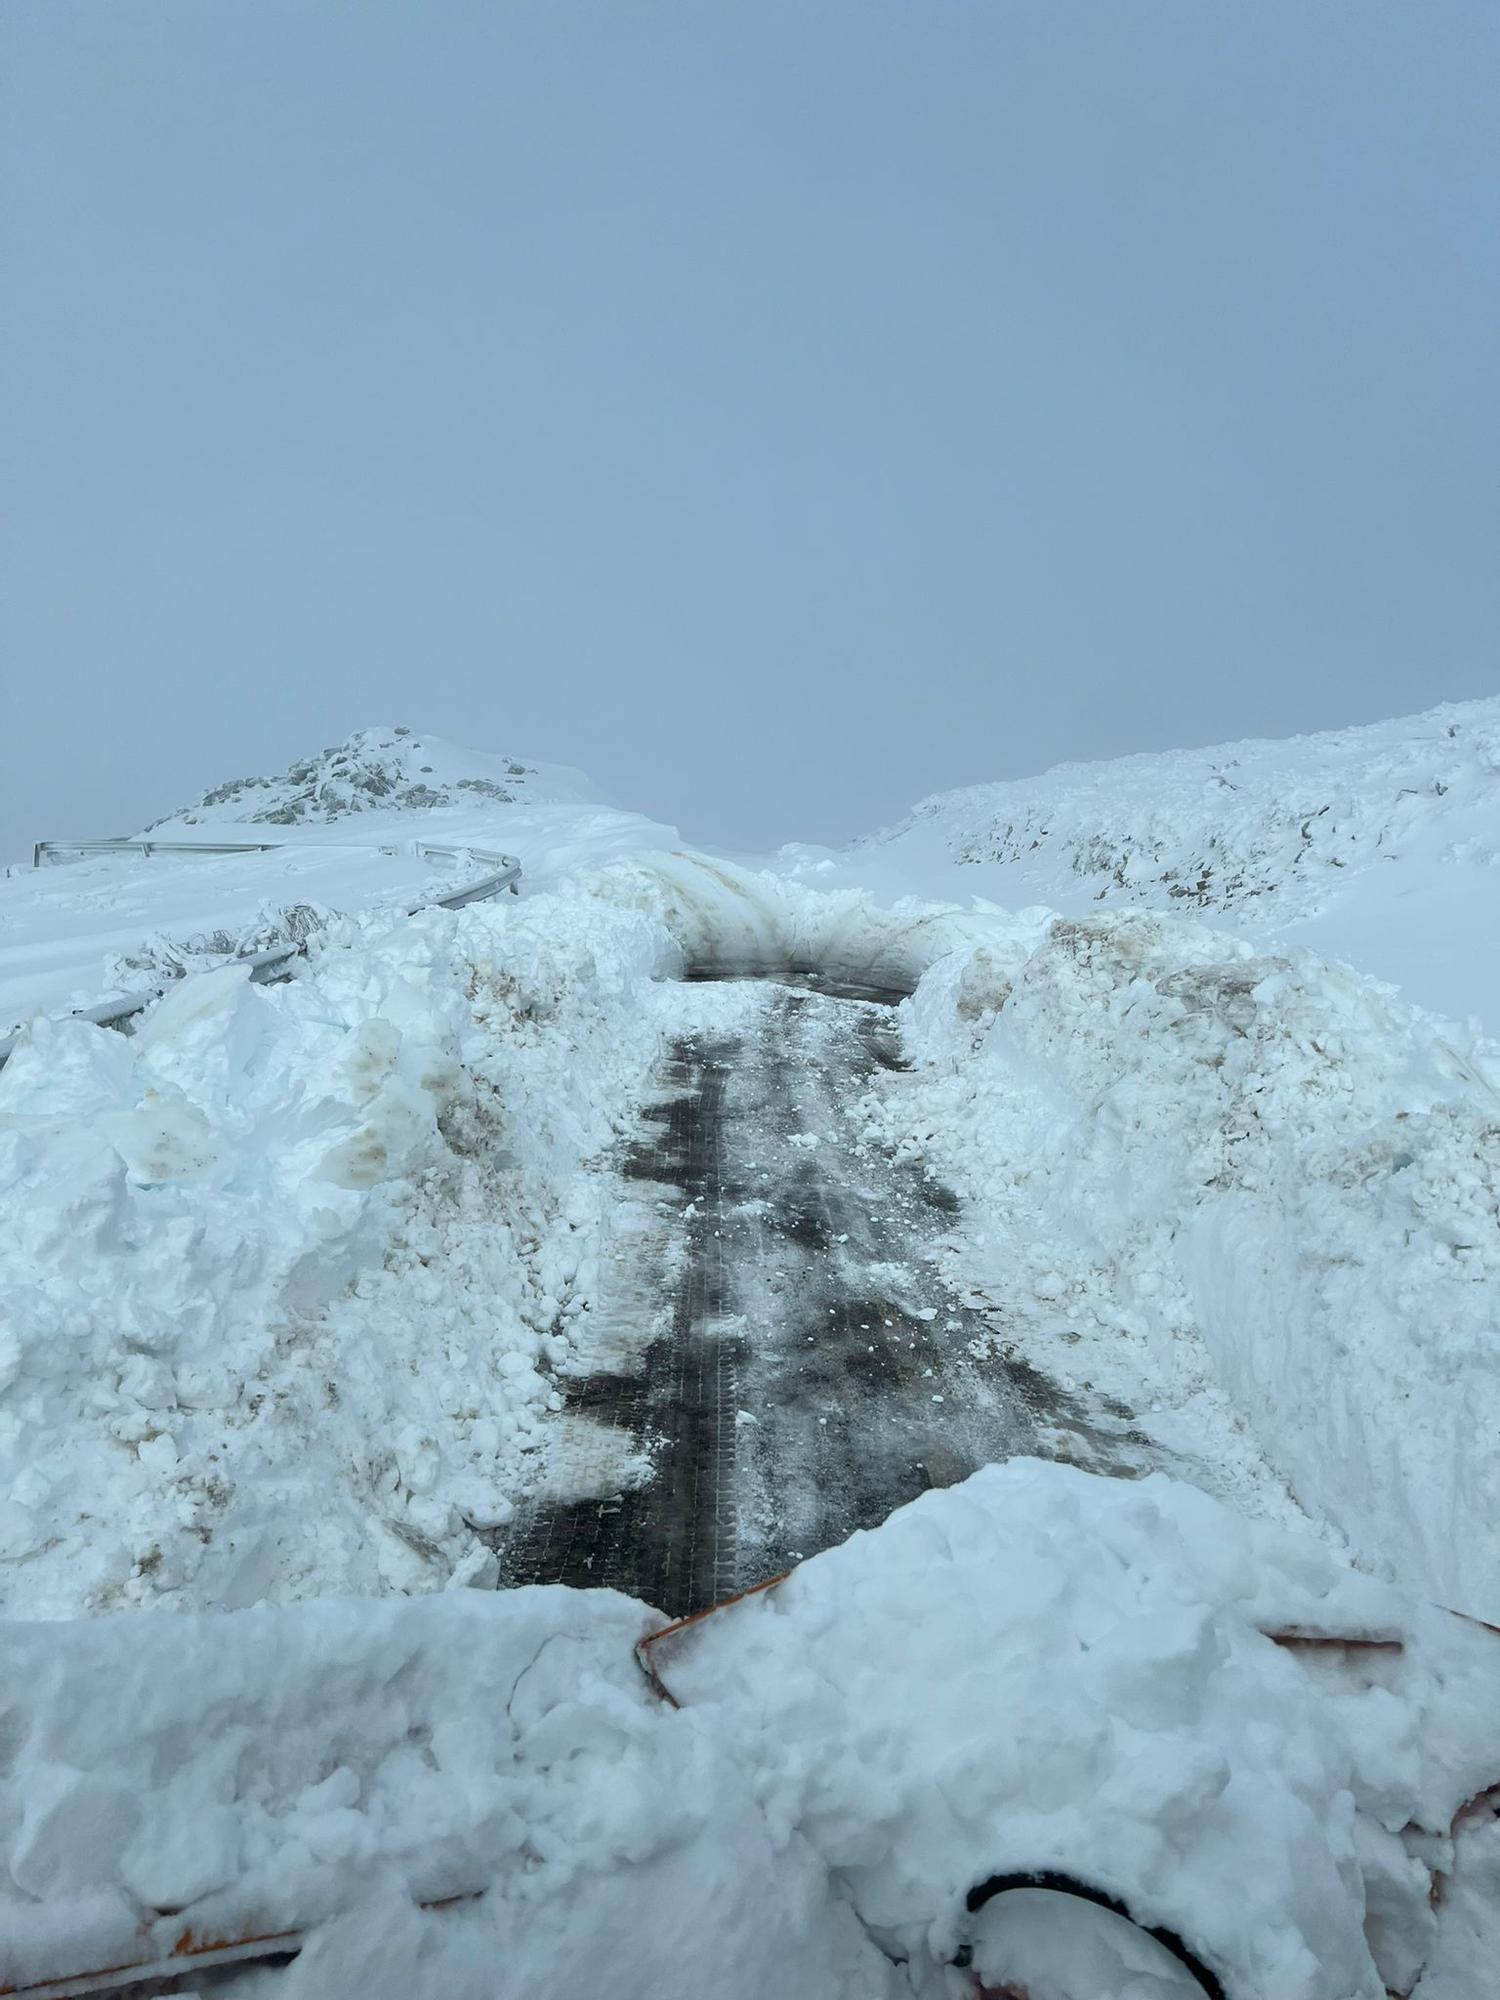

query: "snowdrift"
xmin=0 ymin=726 xmax=678 ymax=1032
xmin=579 ymin=850 xmax=1500 ymax=1622
xmin=3 ymin=1464 xmax=1495 ymax=2000
xmin=576 ymin=847 xmax=997 ymax=991
xmin=0 ymin=890 xmax=675 ymax=1618
xmin=891 ymin=907 xmax=1500 ymax=1627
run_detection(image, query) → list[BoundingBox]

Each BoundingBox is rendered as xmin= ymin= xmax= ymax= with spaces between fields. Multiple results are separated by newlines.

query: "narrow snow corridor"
xmin=500 ymin=975 xmax=1159 ymax=1615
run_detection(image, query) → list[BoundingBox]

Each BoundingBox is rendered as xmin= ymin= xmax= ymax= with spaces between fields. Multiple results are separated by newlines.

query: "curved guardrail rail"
xmin=0 ymin=840 xmax=520 ymax=1070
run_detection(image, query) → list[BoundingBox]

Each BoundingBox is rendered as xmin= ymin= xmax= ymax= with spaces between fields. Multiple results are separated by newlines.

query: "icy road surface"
xmin=502 ymin=975 xmax=1161 ymax=1615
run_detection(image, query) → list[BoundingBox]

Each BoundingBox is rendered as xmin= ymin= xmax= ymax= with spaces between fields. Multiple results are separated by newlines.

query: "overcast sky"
xmin=4 ymin=2 xmax=1497 ymax=861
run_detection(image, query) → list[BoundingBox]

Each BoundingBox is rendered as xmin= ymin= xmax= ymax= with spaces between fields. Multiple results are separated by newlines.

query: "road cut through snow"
xmin=502 ymin=970 xmax=1176 ymax=1614
xmin=3 ymin=815 xmax=1500 ymax=1992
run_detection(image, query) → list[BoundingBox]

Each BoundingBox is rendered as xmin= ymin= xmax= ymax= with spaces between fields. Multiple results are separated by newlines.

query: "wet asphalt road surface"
xmin=500 ymin=975 xmax=1153 ymax=1617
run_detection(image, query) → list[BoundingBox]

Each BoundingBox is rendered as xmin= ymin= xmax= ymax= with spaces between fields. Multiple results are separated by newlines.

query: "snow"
xmin=663 ymin=1460 xmax=1500 ymax=1999
xmin=0 ymin=726 xmax=675 ymax=1034
xmin=0 ymin=1582 xmax=893 ymax=1999
xmin=966 ymin=1891 xmax=1212 ymax=1998
xmin=0 ymin=890 xmax=676 ymax=1618
xmin=787 ymin=696 xmax=1500 ymax=1030
xmin=2 ymin=1462 xmax=1495 ymax=1999
xmin=1 ymin=843 xmax=441 ymax=1032
xmin=3 ymin=707 xmax=1500 ymax=1993
xmin=876 ymin=907 xmax=1500 ymax=1626
xmin=141 ymin=726 xmax=594 ymax=833
xmin=572 ymin=838 xmax=1500 ymax=1622
xmin=12 ymin=805 xmax=1492 ymax=1624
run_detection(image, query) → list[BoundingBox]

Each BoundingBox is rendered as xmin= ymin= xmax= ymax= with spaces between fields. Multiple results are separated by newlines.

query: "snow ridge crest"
xmin=147 ymin=727 xmax=542 ymax=833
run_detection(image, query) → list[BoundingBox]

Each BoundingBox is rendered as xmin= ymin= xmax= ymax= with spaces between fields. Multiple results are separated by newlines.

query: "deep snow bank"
xmin=0 ymin=1583 xmax=891 ymax=2000
xmin=671 ymin=1460 xmax=1500 ymax=2000
xmin=7 ymin=832 xmax=1494 ymax=1629
xmin=0 ymin=889 xmax=675 ymax=1618
xmin=2 ymin=808 xmax=1497 ymax=1990
xmin=890 ymin=910 xmax=1500 ymax=1625
xmin=4 ymin=1463 xmax=1495 ymax=2000
xmin=0 ymin=839 xmax=996 ymax=1624
xmin=543 ymin=850 xmax=1500 ymax=1623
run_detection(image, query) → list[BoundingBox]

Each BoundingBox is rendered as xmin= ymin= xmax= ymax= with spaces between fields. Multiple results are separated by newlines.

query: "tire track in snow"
xmin=497 ymin=1038 xmax=746 ymax=1613
xmin=500 ymin=977 xmax=1155 ymax=1616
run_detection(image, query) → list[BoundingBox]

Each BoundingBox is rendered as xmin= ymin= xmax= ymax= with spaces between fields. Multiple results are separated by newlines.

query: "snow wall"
xmin=4 ymin=836 xmax=1494 ymax=1626
xmin=594 ymin=853 xmax=1500 ymax=1624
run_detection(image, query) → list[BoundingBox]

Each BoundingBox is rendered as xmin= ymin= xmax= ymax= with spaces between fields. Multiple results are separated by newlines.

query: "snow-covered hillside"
xmin=5 ymin=710 xmax=1499 ymax=1632
xmin=0 ymin=728 xmax=674 ymax=1034
xmin=145 ymin=726 xmax=596 ymax=832
xmin=788 ymin=698 xmax=1500 ymax=1028
xmin=4 ymin=713 xmax=1499 ymax=1997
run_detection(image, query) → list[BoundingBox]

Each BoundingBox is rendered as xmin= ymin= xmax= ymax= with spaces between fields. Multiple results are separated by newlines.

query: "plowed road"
xmin=503 ymin=975 xmax=1154 ymax=1617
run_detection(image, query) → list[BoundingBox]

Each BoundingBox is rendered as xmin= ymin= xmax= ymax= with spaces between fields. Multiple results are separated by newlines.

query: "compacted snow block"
xmin=2 ymin=1464 xmax=1496 ymax=1999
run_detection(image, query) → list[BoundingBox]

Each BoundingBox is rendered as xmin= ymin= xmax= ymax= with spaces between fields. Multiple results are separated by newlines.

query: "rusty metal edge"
xmin=2 ymin=1893 xmax=484 ymax=1999
xmin=1 ymin=1925 xmax=303 ymax=2000
xmin=634 ymin=1570 xmax=792 ymax=1708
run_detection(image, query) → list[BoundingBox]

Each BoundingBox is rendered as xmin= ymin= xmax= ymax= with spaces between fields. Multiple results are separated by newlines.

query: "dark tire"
xmin=960 ymin=1872 xmax=1227 ymax=1999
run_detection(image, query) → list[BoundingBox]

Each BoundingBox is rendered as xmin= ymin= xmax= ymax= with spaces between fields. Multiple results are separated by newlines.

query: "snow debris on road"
xmin=0 ymin=1582 xmax=894 ymax=2000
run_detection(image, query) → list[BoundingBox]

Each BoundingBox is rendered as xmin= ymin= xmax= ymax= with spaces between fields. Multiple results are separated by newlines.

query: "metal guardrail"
xmin=0 ymin=841 xmax=521 ymax=1069
xmin=34 ymin=838 xmax=287 ymax=866
xmin=417 ymin=848 xmax=523 ymax=909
